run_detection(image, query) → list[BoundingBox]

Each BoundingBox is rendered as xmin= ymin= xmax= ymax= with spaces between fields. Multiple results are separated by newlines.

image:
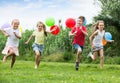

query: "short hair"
xmin=78 ymin=16 xmax=85 ymax=22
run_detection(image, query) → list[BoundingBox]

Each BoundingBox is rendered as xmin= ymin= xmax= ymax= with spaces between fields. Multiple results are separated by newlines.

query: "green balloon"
xmin=45 ymin=17 xmax=55 ymax=27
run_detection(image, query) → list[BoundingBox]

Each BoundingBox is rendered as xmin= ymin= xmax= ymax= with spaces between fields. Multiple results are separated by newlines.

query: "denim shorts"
xmin=32 ymin=43 xmax=44 ymax=54
xmin=74 ymin=44 xmax=83 ymax=51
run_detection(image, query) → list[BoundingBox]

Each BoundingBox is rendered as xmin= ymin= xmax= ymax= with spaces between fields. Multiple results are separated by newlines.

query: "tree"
xmin=94 ymin=0 xmax=120 ymax=31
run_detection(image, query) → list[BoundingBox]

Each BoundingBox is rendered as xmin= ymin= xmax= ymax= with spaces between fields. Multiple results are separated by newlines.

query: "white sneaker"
xmin=87 ymin=52 xmax=92 ymax=58
xmin=35 ymin=65 xmax=38 ymax=69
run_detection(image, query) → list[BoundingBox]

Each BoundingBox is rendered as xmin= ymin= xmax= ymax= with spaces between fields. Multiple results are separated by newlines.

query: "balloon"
xmin=1 ymin=23 xmax=11 ymax=29
xmin=102 ymin=38 xmax=107 ymax=46
xmin=50 ymin=25 xmax=60 ymax=35
xmin=105 ymin=32 xmax=112 ymax=40
xmin=83 ymin=19 xmax=87 ymax=26
xmin=19 ymin=25 xmax=23 ymax=33
xmin=65 ymin=18 xmax=76 ymax=28
xmin=45 ymin=17 xmax=55 ymax=27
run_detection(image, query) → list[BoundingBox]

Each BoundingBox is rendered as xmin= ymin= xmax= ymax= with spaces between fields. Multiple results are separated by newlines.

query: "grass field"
xmin=0 ymin=60 xmax=120 ymax=83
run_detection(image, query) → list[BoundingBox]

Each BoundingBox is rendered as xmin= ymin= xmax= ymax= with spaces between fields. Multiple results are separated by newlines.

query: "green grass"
xmin=0 ymin=60 xmax=120 ymax=83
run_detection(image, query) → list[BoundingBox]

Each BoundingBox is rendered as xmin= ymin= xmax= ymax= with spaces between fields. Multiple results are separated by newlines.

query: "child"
xmin=2 ymin=19 xmax=21 ymax=68
xmin=25 ymin=21 xmax=53 ymax=69
xmin=88 ymin=20 xmax=114 ymax=69
xmin=69 ymin=16 xmax=88 ymax=70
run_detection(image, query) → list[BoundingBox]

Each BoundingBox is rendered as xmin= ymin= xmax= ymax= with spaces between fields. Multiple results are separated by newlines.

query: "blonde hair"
xmin=92 ymin=20 xmax=104 ymax=33
xmin=12 ymin=19 xmax=20 ymax=25
xmin=37 ymin=21 xmax=47 ymax=37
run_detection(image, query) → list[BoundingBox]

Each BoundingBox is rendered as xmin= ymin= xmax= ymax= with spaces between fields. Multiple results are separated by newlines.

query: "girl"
xmin=2 ymin=19 xmax=21 ymax=68
xmin=88 ymin=20 xmax=114 ymax=69
xmin=25 ymin=21 xmax=53 ymax=69
xmin=69 ymin=16 xmax=88 ymax=70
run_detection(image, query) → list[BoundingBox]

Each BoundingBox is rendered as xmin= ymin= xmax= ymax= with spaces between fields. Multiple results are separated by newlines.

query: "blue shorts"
xmin=74 ymin=44 xmax=83 ymax=51
xmin=32 ymin=43 xmax=44 ymax=54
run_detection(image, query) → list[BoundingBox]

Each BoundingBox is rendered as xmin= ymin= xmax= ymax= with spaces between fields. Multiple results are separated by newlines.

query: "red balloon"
xmin=50 ymin=25 xmax=60 ymax=35
xmin=65 ymin=18 xmax=76 ymax=28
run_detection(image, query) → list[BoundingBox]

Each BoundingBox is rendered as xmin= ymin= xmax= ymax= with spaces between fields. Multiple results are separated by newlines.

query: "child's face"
xmin=98 ymin=22 xmax=104 ymax=31
xmin=37 ymin=23 xmax=43 ymax=31
xmin=12 ymin=20 xmax=20 ymax=29
xmin=77 ymin=18 xmax=84 ymax=26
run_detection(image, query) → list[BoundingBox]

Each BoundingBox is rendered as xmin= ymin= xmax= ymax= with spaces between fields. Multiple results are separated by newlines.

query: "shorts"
xmin=92 ymin=46 xmax=103 ymax=52
xmin=74 ymin=44 xmax=83 ymax=51
xmin=32 ymin=43 xmax=44 ymax=54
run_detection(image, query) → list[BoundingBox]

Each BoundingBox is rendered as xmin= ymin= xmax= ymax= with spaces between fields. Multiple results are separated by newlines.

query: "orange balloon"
xmin=102 ymin=39 xmax=107 ymax=46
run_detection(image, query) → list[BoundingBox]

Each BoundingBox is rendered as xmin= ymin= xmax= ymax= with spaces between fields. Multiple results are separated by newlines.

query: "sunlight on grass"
xmin=0 ymin=60 xmax=120 ymax=83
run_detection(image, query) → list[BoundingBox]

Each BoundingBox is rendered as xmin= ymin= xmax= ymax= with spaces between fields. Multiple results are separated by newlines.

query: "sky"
xmin=0 ymin=0 xmax=101 ymax=30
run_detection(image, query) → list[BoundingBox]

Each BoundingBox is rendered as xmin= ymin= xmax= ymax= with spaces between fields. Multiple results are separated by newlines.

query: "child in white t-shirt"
xmin=2 ymin=19 xmax=21 ymax=68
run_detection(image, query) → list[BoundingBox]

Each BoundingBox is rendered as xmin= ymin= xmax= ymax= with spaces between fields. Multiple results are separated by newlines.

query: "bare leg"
xmin=75 ymin=47 xmax=82 ymax=70
xmin=92 ymin=51 xmax=98 ymax=60
xmin=11 ymin=54 xmax=16 ymax=68
xmin=76 ymin=47 xmax=82 ymax=62
xmin=99 ymin=49 xmax=104 ymax=69
xmin=3 ymin=49 xmax=14 ymax=63
xmin=35 ymin=50 xmax=41 ymax=69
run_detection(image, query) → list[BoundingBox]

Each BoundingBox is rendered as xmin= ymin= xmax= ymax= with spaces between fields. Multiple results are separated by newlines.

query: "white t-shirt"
xmin=4 ymin=27 xmax=21 ymax=47
xmin=93 ymin=30 xmax=105 ymax=47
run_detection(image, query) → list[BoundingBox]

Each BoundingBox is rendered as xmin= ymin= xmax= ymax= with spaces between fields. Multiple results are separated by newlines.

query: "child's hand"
xmin=92 ymin=45 xmax=96 ymax=49
xmin=13 ymin=32 xmax=17 ymax=35
xmin=108 ymin=40 xmax=114 ymax=43
xmin=25 ymin=41 xmax=28 ymax=44
xmin=73 ymin=31 xmax=77 ymax=36
xmin=5 ymin=34 xmax=10 ymax=37
xmin=111 ymin=40 xmax=114 ymax=42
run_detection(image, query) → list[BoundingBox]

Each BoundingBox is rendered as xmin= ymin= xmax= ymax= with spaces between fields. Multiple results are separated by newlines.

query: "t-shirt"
xmin=32 ymin=30 xmax=44 ymax=45
xmin=5 ymin=27 xmax=21 ymax=47
xmin=71 ymin=26 xmax=87 ymax=46
xmin=93 ymin=30 xmax=105 ymax=47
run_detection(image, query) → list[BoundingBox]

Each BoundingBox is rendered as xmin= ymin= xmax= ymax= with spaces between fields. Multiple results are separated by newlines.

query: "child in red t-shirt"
xmin=69 ymin=16 xmax=88 ymax=70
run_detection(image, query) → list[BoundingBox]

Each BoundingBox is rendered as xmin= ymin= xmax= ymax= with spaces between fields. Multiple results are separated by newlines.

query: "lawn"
xmin=0 ymin=60 xmax=120 ymax=83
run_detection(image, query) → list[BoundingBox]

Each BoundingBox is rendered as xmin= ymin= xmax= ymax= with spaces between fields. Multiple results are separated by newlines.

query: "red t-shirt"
xmin=71 ymin=26 xmax=87 ymax=46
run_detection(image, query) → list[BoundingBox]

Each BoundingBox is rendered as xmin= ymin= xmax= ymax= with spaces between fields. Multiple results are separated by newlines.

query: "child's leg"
xmin=99 ymin=49 xmax=104 ymax=69
xmin=75 ymin=47 xmax=82 ymax=70
xmin=92 ymin=51 xmax=98 ymax=60
xmin=3 ymin=49 xmax=14 ymax=63
xmin=11 ymin=54 xmax=16 ymax=68
xmin=76 ymin=47 xmax=82 ymax=62
xmin=35 ymin=50 xmax=41 ymax=69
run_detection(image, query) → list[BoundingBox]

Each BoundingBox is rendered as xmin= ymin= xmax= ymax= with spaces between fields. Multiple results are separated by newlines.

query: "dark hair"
xmin=37 ymin=21 xmax=47 ymax=37
xmin=78 ymin=16 xmax=85 ymax=22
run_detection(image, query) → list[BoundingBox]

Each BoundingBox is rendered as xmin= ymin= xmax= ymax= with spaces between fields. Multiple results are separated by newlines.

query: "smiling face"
xmin=77 ymin=16 xmax=85 ymax=26
xmin=77 ymin=18 xmax=84 ymax=26
xmin=98 ymin=21 xmax=104 ymax=31
xmin=12 ymin=19 xmax=20 ymax=29
xmin=37 ymin=22 xmax=44 ymax=31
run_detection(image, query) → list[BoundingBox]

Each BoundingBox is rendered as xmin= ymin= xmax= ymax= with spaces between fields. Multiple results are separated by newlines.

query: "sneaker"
xmin=75 ymin=62 xmax=79 ymax=71
xmin=35 ymin=65 xmax=38 ymax=69
xmin=87 ymin=52 xmax=92 ymax=58
xmin=75 ymin=66 xmax=79 ymax=71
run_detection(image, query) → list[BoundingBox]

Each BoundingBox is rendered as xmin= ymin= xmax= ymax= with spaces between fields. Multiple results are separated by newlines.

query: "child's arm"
xmin=69 ymin=31 xmax=77 ymax=36
xmin=14 ymin=32 xmax=21 ymax=39
xmin=103 ymin=36 xmax=114 ymax=43
xmin=25 ymin=35 xmax=33 ymax=44
xmin=45 ymin=28 xmax=56 ymax=33
xmin=80 ymin=27 xmax=88 ymax=36
xmin=1 ymin=29 xmax=10 ymax=37
xmin=89 ymin=31 xmax=98 ymax=47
